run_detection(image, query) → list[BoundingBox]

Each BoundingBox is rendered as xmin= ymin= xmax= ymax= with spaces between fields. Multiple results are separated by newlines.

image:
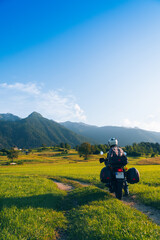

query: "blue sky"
xmin=1 ymin=0 xmax=160 ymax=131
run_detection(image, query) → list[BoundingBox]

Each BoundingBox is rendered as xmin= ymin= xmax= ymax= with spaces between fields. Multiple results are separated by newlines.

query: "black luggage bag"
xmin=109 ymin=155 xmax=128 ymax=167
xmin=126 ymin=167 xmax=140 ymax=184
xmin=100 ymin=166 xmax=112 ymax=183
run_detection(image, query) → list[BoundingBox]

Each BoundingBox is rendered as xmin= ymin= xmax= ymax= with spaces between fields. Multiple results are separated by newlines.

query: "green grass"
xmin=0 ymin=157 xmax=160 ymax=209
xmin=0 ymin=175 xmax=67 ymax=240
xmin=0 ymin=150 xmax=160 ymax=239
xmin=0 ymin=175 xmax=159 ymax=240
xmin=127 ymin=165 xmax=160 ymax=209
xmin=66 ymin=187 xmax=160 ymax=240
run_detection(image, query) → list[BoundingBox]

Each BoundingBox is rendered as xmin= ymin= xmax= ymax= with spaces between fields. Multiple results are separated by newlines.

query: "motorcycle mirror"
xmin=100 ymin=151 xmax=103 ymax=155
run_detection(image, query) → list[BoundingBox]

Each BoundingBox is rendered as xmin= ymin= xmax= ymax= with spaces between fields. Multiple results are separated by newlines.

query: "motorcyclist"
xmin=105 ymin=138 xmax=129 ymax=196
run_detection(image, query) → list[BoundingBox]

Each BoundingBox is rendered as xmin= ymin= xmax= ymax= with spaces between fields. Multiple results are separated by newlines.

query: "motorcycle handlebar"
xmin=99 ymin=158 xmax=105 ymax=163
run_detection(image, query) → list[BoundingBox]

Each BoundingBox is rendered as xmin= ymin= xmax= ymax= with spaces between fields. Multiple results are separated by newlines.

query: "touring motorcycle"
xmin=99 ymin=153 xmax=140 ymax=200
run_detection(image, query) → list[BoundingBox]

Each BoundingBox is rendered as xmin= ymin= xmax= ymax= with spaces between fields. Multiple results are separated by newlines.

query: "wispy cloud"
xmin=0 ymin=82 xmax=40 ymax=95
xmin=123 ymin=116 xmax=160 ymax=132
xmin=0 ymin=82 xmax=87 ymax=122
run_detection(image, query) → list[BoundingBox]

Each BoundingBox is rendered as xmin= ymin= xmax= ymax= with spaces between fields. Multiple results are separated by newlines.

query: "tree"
xmin=0 ymin=148 xmax=8 ymax=156
xmin=65 ymin=143 xmax=71 ymax=150
xmin=78 ymin=142 xmax=91 ymax=160
xmin=7 ymin=149 xmax=19 ymax=163
xmin=60 ymin=143 xmax=65 ymax=148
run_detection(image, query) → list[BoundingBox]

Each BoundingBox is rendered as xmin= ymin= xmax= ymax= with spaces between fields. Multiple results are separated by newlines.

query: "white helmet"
xmin=108 ymin=138 xmax=118 ymax=147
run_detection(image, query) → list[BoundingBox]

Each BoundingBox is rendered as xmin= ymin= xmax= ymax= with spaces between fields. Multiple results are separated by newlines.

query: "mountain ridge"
xmin=0 ymin=112 xmax=92 ymax=149
xmin=0 ymin=113 xmax=21 ymax=122
xmin=1 ymin=112 xmax=160 ymax=148
xmin=61 ymin=121 xmax=160 ymax=146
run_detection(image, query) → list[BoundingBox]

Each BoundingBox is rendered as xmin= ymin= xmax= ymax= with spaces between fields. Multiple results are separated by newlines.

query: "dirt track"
xmin=53 ymin=180 xmax=73 ymax=191
xmin=122 ymin=195 xmax=160 ymax=226
xmin=54 ymin=180 xmax=160 ymax=226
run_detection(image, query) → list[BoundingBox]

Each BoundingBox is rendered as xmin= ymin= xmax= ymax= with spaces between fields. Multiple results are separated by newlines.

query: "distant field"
xmin=0 ymin=149 xmax=160 ymax=239
xmin=137 ymin=157 xmax=160 ymax=165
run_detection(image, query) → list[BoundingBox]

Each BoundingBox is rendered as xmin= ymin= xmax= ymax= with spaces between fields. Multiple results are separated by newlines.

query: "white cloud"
xmin=74 ymin=104 xmax=86 ymax=121
xmin=0 ymin=82 xmax=87 ymax=122
xmin=122 ymin=117 xmax=160 ymax=132
xmin=0 ymin=82 xmax=40 ymax=95
xmin=123 ymin=118 xmax=141 ymax=128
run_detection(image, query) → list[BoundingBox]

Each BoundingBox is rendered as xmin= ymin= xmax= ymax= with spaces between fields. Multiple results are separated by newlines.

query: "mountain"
xmin=0 ymin=112 xmax=91 ymax=149
xmin=2 ymin=112 xmax=160 ymax=149
xmin=0 ymin=113 xmax=21 ymax=121
xmin=61 ymin=121 xmax=160 ymax=146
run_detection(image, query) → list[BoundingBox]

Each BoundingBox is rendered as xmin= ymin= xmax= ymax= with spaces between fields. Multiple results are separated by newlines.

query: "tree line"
xmin=0 ymin=143 xmax=72 ymax=163
xmin=76 ymin=142 xmax=160 ymax=159
xmin=0 ymin=142 xmax=160 ymax=162
xmin=124 ymin=142 xmax=160 ymax=157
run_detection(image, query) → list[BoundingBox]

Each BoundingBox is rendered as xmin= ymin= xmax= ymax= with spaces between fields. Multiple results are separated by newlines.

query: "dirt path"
xmin=53 ymin=179 xmax=160 ymax=226
xmin=122 ymin=195 xmax=160 ymax=226
xmin=53 ymin=180 xmax=73 ymax=191
xmin=105 ymin=189 xmax=160 ymax=226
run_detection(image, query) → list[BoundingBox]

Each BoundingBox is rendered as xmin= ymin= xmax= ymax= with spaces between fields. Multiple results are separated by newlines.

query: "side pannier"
xmin=126 ymin=167 xmax=140 ymax=184
xmin=100 ymin=166 xmax=112 ymax=183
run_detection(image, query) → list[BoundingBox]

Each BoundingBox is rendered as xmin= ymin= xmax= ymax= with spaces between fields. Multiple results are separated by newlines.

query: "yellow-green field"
xmin=0 ymin=149 xmax=160 ymax=239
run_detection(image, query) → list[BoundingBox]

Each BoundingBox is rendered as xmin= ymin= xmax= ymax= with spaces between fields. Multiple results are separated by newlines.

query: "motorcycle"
xmin=99 ymin=152 xmax=140 ymax=200
xmin=99 ymin=153 xmax=129 ymax=200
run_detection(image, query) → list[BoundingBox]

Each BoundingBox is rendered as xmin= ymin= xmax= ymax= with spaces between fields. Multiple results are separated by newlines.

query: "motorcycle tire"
xmin=115 ymin=181 xmax=123 ymax=200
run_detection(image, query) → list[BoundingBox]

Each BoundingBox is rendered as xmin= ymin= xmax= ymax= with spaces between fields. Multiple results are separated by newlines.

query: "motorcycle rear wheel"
xmin=115 ymin=181 xmax=123 ymax=200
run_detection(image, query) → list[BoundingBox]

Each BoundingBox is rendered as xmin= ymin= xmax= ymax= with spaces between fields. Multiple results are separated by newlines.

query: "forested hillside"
xmin=1 ymin=112 xmax=160 ymax=149
xmin=0 ymin=112 xmax=91 ymax=148
xmin=0 ymin=113 xmax=21 ymax=121
xmin=61 ymin=121 xmax=160 ymax=146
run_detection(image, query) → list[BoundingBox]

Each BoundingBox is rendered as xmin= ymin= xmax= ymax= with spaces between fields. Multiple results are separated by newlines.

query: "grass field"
xmin=0 ymin=149 xmax=160 ymax=239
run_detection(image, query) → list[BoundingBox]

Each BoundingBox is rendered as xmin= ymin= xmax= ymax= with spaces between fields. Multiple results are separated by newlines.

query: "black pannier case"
xmin=126 ymin=167 xmax=140 ymax=184
xmin=100 ymin=166 xmax=112 ymax=183
xmin=109 ymin=155 xmax=128 ymax=167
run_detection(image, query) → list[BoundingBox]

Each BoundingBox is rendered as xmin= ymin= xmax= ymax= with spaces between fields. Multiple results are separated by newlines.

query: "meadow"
xmin=0 ymin=149 xmax=160 ymax=239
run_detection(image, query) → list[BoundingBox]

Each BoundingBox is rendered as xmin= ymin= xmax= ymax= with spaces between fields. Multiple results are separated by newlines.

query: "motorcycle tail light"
xmin=117 ymin=168 xmax=123 ymax=172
